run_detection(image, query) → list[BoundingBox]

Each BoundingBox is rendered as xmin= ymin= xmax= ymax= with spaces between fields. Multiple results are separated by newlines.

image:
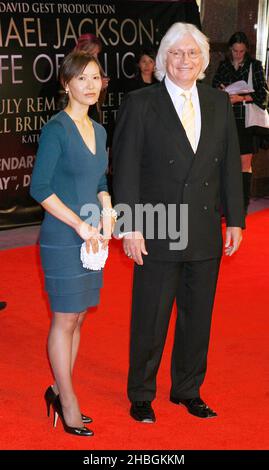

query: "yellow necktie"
xmin=181 ymin=91 xmax=196 ymax=151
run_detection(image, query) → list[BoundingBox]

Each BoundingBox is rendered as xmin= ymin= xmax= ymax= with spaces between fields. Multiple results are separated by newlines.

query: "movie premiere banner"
xmin=0 ymin=0 xmax=200 ymax=228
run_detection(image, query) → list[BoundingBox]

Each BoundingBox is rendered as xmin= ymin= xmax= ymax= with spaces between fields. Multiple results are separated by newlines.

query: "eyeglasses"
xmin=168 ymin=49 xmax=201 ymax=60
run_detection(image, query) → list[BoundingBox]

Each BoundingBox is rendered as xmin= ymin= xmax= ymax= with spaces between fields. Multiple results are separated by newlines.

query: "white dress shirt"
xmin=164 ymin=75 xmax=201 ymax=152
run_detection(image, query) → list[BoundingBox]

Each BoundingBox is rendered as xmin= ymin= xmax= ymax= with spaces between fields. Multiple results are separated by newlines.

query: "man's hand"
xmin=123 ymin=231 xmax=148 ymax=265
xmin=225 ymin=227 xmax=243 ymax=256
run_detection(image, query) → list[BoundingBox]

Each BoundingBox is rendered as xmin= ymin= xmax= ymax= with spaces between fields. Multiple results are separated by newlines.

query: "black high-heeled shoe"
xmin=52 ymin=396 xmax=94 ymax=437
xmin=44 ymin=386 xmax=93 ymax=424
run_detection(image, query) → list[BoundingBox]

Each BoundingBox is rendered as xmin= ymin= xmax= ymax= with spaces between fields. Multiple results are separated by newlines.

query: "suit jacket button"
xmin=203 ymin=205 xmax=208 ymax=210
xmin=214 ymin=157 xmax=219 ymax=162
xmin=169 ymin=159 xmax=175 ymax=164
xmin=184 ymin=183 xmax=188 ymax=187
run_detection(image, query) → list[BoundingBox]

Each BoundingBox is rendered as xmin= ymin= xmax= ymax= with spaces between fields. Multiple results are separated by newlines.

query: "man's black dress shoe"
xmin=130 ymin=401 xmax=156 ymax=423
xmin=170 ymin=396 xmax=217 ymax=418
xmin=0 ymin=301 xmax=7 ymax=310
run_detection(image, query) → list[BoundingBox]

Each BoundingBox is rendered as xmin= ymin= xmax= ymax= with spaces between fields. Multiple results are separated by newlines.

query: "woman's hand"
xmin=243 ymin=94 xmax=253 ymax=102
xmin=99 ymin=211 xmax=116 ymax=250
xmin=229 ymin=94 xmax=243 ymax=104
xmin=76 ymin=221 xmax=103 ymax=254
xmin=229 ymin=94 xmax=253 ymax=105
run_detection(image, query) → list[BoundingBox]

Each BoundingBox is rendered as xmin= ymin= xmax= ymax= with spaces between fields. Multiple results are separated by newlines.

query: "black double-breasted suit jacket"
xmin=112 ymin=81 xmax=245 ymax=261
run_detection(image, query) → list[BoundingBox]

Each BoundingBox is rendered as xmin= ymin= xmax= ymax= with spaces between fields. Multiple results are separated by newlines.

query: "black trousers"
xmin=127 ymin=257 xmax=221 ymax=402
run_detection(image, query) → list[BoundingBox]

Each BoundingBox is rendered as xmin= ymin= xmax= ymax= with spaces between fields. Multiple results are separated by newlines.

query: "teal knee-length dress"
xmin=30 ymin=111 xmax=108 ymax=313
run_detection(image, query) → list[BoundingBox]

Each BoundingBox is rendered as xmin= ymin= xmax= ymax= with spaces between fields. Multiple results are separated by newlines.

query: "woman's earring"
xmin=65 ymin=89 xmax=69 ymax=94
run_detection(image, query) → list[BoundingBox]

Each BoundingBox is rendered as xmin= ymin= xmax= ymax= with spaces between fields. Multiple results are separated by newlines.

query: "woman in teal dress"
xmin=30 ymin=50 xmax=116 ymax=436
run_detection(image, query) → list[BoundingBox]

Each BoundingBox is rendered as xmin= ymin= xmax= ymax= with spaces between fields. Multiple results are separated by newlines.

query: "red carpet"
xmin=1 ymin=210 xmax=269 ymax=450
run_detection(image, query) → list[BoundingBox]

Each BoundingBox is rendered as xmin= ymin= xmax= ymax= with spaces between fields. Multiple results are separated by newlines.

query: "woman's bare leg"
xmin=48 ymin=312 xmax=83 ymax=427
xmin=52 ymin=311 xmax=87 ymax=394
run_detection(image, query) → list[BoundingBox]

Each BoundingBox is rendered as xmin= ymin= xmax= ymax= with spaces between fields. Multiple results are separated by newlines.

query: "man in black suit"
xmin=112 ymin=23 xmax=245 ymax=423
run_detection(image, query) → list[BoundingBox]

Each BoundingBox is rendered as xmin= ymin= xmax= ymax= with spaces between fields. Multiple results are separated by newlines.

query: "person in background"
xmin=30 ymin=50 xmax=116 ymax=436
xmin=126 ymin=48 xmax=159 ymax=92
xmin=212 ymin=31 xmax=269 ymax=214
xmin=75 ymin=33 xmax=109 ymax=123
xmin=112 ymin=22 xmax=245 ymax=424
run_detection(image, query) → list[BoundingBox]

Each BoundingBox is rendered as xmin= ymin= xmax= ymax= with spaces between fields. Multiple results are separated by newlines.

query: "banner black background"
xmin=0 ymin=0 xmax=200 ymax=228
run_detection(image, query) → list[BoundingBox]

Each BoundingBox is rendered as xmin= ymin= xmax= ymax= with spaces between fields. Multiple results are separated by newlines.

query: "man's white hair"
xmin=155 ymin=22 xmax=210 ymax=81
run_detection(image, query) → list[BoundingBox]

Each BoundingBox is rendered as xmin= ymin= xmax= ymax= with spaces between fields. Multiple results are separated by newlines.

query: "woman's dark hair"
xmin=136 ymin=47 xmax=156 ymax=64
xmin=228 ymin=31 xmax=249 ymax=49
xmin=58 ymin=50 xmax=102 ymax=109
xmin=75 ymin=33 xmax=102 ymax=54
xmin=134 ymin=48 xmax=156 ymax=79
xmin=59 ymin=50 xmax=102 ymax=87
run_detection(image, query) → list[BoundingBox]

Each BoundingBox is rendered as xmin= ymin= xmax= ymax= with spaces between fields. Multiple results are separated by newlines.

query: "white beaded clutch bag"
xmin=80 ymin=240 xmax=108 ymax=271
